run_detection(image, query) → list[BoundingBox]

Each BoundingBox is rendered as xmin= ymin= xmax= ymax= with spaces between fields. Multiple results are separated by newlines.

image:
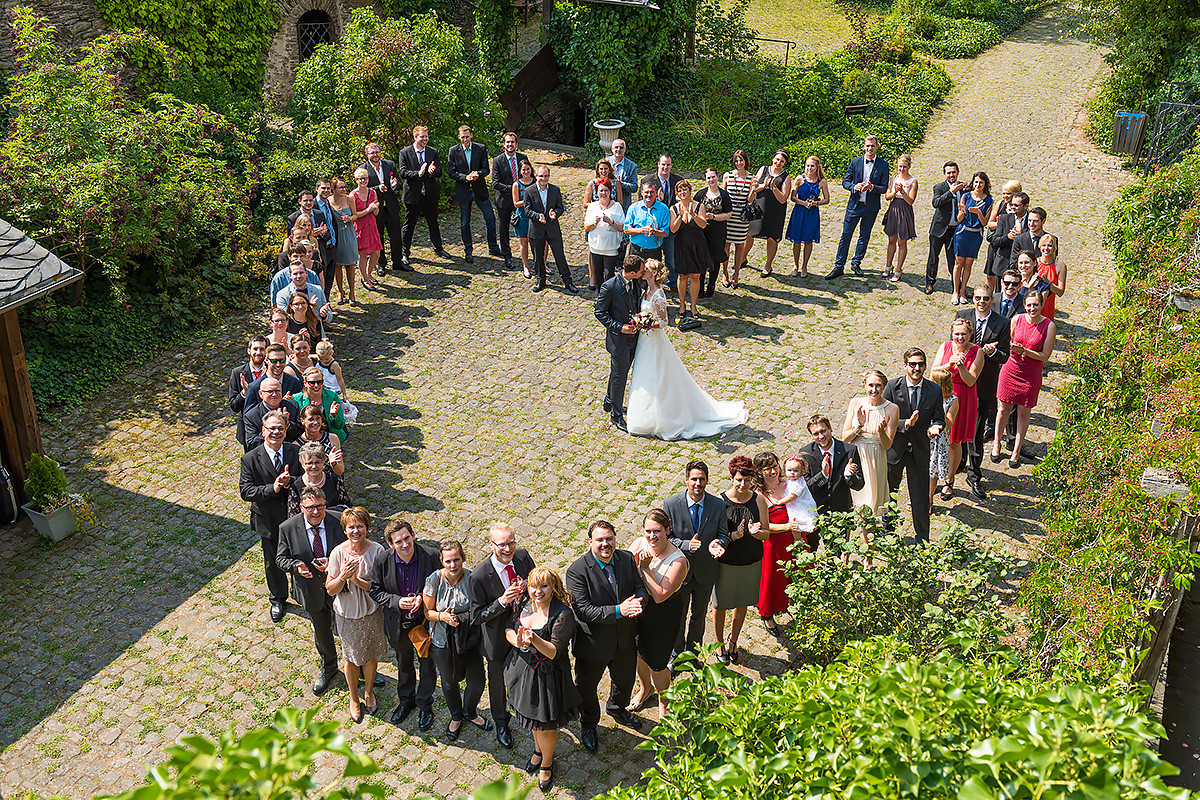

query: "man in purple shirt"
xmin=369 ymin=520 xmax=440 ymax=730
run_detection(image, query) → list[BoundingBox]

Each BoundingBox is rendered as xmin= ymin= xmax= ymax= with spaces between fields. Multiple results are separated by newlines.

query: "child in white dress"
xmin=781 ymin=457 xmax=818 ymax=532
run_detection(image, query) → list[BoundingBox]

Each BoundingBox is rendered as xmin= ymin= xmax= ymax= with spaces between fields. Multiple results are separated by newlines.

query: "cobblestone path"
xmin=0 ymin=11 xmax=1130 ymax=798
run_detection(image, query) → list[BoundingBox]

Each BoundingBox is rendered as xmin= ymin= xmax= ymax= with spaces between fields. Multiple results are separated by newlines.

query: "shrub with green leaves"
xmin=884 ymin=0 xmax=1039 ymax=59
xmin=604 ymin=635 xmax=1188 ymax=800
xmin=784 ymin=508 xmax=1019 ymax=664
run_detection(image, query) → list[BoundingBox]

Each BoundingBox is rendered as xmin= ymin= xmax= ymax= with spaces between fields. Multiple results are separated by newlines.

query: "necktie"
xmin=661 ymin=177 xmax=667 ymax=199
xmin=509 ymin=155 xmax=517 ymax=182
xmin=252 ymin=369 xmax=262 ymax=380
xmin=320 ymin=200 xmax=336 ymax=247
xmin=910 ymin=384 xmax=919 ymax=411
xmin=505 ymin=564 xmax=517 ymax=586
xmin=823 ymin=452 xmax=832 ymax=477
xmin=976 ymin=317 xmax=985 ymax=343
xmin=1002 ymin=298 xmax=1011 ymax=317
xmin=310 ymin=527 xmax=324 ymax=559
xmin=272 ymin=450 xmax=281 ymax=472
xmin=603 ymin=562 xmax=618 ymax=596
xmin=418 ymin=149 xmax=424 ymax=165
xmin=690 ymin=501 xmax=701 ymax=533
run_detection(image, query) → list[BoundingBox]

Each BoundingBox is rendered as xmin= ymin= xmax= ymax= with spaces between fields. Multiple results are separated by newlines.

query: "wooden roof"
xmin=0 ymin=218 xmax=83 ymax=316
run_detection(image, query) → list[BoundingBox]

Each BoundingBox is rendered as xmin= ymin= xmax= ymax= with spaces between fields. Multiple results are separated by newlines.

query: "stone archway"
xmin=263 ymin=0 xmax=360 ymax=104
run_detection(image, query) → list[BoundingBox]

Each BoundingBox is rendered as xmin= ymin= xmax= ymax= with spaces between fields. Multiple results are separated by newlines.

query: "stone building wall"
xmin=0 ymin=0 xmax=110 ymax=74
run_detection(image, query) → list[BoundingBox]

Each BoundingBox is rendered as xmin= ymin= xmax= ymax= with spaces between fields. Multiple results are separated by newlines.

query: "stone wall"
xmin=263 ymin=0 xmax=380 ymax=106
xmin=0 ymin=0 xmax=110 ymax=74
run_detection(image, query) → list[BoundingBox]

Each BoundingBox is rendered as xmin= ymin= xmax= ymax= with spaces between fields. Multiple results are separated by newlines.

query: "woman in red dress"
xmin=992 ymin=292 xmax=1056 ymax=468
xmin=1036 ymin=234 xmax=1067 ymax=320
xmin=753 ymin=451 xmax=803 ymax=637
xmin=932 ymin=318 xmax=983 ymax=499
xmin=349 ymin=167 xmax=382 ymax=291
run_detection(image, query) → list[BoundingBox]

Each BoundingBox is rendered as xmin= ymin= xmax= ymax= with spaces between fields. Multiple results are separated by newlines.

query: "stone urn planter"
xmin=593 ymin=119 xmax=625 ymax=153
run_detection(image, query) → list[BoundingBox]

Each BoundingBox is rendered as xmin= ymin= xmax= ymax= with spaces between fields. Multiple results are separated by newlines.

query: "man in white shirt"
xmin=448 ymin=125 xmax=501 ymax=264
xmin=359 ymin=142 xmax=406 ymax=273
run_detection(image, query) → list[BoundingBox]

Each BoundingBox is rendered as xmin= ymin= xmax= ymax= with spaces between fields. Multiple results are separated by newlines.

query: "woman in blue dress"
xmin=952 ymin=171 xmax=992 ymax=307
xmin=784 ymin=155 xmax=829 ymax=278
xmin=510 ymin=160 xmax=536 ymax=280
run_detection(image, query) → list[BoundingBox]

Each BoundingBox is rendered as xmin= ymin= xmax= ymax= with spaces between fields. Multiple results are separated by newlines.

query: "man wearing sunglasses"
xmin=956 ymin=288 xmax=1011 ymax=500
xmin=883 ymin=348 xmax=944 ymax=543
xmin=243 ymin=343 xmax=302 ymax=415
xmin=993 ymin=269 xmax=1023 ymax=320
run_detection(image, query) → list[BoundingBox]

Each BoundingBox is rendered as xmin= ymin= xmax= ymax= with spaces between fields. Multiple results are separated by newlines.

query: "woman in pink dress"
xmin=992 ymin=292 xmax=1056 ymax=468
xmin=349 ymin=167 xmax=382 ymax=291
xmin=932 ymin=318 xmax=983 ymax=498
xmin=753 ymin=451 xmax=802 ymax=637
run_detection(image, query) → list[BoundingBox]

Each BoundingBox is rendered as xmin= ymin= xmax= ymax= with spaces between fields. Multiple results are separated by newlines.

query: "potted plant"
xmin=21 ymin=453 xmax=94 ymax=541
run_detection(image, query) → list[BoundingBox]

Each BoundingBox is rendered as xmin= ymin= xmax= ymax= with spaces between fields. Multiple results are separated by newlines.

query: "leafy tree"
xmin=290 ymin=10 xmax=505 ymax=167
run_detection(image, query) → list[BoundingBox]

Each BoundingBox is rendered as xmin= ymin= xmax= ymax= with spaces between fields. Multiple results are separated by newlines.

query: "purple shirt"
xmin=394 ymin=551 xmax=422 ymax=620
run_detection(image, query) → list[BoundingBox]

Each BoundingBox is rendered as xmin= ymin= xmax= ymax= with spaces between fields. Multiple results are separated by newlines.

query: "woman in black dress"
xmin=669 ymin=180 xmax=709 ymax=322
xmin=745 ymin=149 xmax=793 ymax=278
xmin=285 ymin=291 xmax=322 ymax=344
xmin=504 ymin=566 xmax=582 ymax=792
xmin=710 ymin=455 xmax=770 ymax=664
xmin=699 ymin=167 xmax=733 ymax=298
xmin=628 ymin=508 xmax=689 ymax=719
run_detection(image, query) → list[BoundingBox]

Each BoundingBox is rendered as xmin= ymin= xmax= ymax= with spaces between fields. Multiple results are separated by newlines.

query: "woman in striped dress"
xmin=723 ymin=149 xmax=757 ymax=289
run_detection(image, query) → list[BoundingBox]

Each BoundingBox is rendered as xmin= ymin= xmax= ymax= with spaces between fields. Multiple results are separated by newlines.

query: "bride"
xmin=627 ymin=259 xmax=748 ymax=440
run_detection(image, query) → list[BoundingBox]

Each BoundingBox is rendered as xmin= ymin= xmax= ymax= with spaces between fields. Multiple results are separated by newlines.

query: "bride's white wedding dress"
xmin=626 ymin=288 xmax=748 ymax=440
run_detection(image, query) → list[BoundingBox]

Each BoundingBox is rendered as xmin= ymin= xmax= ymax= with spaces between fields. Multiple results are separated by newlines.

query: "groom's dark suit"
xmin=883 ymin=375 xmax=945 ymax=543
xmin=594 ymin=275 xmax=643 ymax=426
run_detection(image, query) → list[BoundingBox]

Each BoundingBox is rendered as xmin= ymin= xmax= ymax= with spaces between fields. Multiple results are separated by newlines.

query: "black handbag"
xmin=510 ymin=209 xmax=521 ymax=229
xmin=742 ymin=201 xmax=764 ymax=222
xmin=453 ymin=613 xmax=482 ymax=654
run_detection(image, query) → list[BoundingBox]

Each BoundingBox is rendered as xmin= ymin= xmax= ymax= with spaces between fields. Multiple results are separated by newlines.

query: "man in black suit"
xmin=924 ymin=161 xmax=964 ymax=295
xmin=594 ymin=256 xmax=645 ymax=432
xmin=239 ymin=409 xmax=303 ymax=623
xmin=368 ymin=519 xmax=439 ymax=731
xmin=491 ymin=132 xmax=529 ymax=270
xmin=243 ymin=377 xmax=301 ymax=452
xmin=229 ymin=335 xmax=268 ymax=448
xmin=243 ymin=343 xmax=301 ymax=417
xmin=359 ymin=142 xmax=407 ymax=273
xmin=828 ymin=134 xmax=889 ymax=279
xmin=649 ymin=154 xmax=683 ymax=291
xmin=662 ymin=461 xmax=729 ymax=663
xmin=565 ymin=519 xmax=645 ymax=753
xmin=956 ymin=288 xmax=1011 ymax=500
xmin=994 ymin=268 xmax=1023 ymax=319
xmin=523 ymin=164 xmax=577 ymax=293
xmin=287 ymin=189 xmax=332 ymax=270
xmin=986 ymin=191 xmax=1029 ymax=289
xmin=882 ymin=348 xmax=946 ymax=543
xmin=466 ymin=522 xmax=534 ymax=748
xmin=1012 ymin=206 xmax=1048 ymax=259
xmin=276 ymin=486 xmax=346 ymax=694
xmin=448 ymin=124 xmax=501 ymax=264
xmin=398 ymin=124 xmax=449 ymax=264
xmin=800 ymin=414 xmax=865 ymax=519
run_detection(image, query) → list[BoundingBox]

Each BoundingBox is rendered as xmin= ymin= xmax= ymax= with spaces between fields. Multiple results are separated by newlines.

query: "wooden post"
xmin=0 ymin=309 xmax=42 ymax=501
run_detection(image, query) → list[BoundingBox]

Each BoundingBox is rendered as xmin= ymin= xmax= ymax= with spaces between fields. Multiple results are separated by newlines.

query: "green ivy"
xmin=474 ymin=0 xmax=519 ymax=87
xmin=93 ymin=0 xmax=275 ymax=93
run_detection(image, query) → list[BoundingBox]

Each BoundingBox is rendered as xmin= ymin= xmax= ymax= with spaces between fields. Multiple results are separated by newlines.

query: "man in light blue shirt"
xmin=624 ymin=180 xmax=670 ymax=260
xmin=275 ymin=260 xmax=333 ymax=322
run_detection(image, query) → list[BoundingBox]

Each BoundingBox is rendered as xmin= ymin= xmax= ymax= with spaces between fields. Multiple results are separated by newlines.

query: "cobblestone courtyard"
xmin=0 ymin=12 xmax=1131 ymax=799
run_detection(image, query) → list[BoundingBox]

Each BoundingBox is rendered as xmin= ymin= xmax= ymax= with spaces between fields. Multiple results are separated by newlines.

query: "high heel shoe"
xmin=524 ymin=750 xmax=542 ymax=775
xmin=539 ymin=765 xmax=555 ymax=791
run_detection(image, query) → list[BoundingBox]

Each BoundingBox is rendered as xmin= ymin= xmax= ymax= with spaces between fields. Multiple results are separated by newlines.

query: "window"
xmin=297 ymin=10 xmax=334 ymax=62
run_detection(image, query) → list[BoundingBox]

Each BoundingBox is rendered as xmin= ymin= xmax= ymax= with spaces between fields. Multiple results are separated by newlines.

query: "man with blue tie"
xmin=827 ymin=134 xmax=889 ymax=280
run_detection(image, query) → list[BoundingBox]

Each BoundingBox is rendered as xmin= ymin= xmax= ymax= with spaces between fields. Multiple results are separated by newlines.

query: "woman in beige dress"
xmin=842 ymin=369 xmax=899 ymax=516
xmin=325 ymin=506 xmax=389 ymax=723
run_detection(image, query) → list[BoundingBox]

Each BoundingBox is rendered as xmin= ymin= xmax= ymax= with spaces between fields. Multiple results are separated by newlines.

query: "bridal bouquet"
xmin=632 ymin=311 xmax=655 ymax=332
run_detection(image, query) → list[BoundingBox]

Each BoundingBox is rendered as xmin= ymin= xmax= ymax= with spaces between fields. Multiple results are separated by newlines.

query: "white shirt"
xmin=585 ymin=201 xmax=625 ymax=255
xmin=264 ymin=442 xmax=283 ymax=463
xmin=860 ymin=159 xmax=875 ymax=202
xmin=491 ymin=554 xmax=514 ymax=588
xmin=369 ymin=160 xmax=385 ymax=185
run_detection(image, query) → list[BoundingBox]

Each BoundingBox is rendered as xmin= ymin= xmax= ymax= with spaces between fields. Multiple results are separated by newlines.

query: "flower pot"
xmin=592 ymin=119 xmax=625 ymax=153
xmin=22 ymin=502 xmax=76 ymax=541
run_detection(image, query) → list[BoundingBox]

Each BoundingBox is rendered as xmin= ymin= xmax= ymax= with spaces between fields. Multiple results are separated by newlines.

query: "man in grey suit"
xmin=523 ymin=164 xmax=576 ymax=293
xmin=882 ymin=348 xmax=945 ymax=543
xmin=663 ymin=460 xmax=730 ymax=665
xmin=924 ymin=161 xmax=964 ymax=294
xmin=277 ymin=485 xmax=346 ymax=695
xmin=491 ymin=132 xmax=530 ymax=270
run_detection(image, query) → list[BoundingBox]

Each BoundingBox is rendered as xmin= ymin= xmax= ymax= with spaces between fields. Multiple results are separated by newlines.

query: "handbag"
xmin=407 ymin=624 xmax=431 ymax=658
xmin=510 ymin=209 xmax=521 ymax=229
xmin=742 ymin=168 xmax=766 ymax=221
xmin=453 ymin=611 xmax=482 ymax=654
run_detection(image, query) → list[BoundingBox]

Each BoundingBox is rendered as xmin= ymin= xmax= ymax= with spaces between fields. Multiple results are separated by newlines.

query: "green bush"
xmin=1025 ymin=149 xmax=1200 ymax=678
xmin=22 ymin=454 xmax=67 ymax=513
xmin=886 ymin=0 xmax=1038 ymax=59
xmin=0 ymin=11 xmax=263 ymax=407
xmin=603 ymin=634 xmax=1189 ymax=800
xmin=784 ymin=510 xmax=1019 ymax=664
xmin=913 ymin=14 xmax=941 ymax=37
xmin=290 ymin=10 xmax=504 ymax=176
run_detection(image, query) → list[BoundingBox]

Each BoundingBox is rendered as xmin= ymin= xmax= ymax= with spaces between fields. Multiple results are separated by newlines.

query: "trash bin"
xmin=1112 ymin=111 xmax=1148 ymax=155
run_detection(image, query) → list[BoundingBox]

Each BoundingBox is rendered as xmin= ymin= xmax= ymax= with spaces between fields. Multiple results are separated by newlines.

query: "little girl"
xmin=315 ymin=340 xmax=356 ymax=424
xmin=780 ymin=457 xmax=818 ymax=532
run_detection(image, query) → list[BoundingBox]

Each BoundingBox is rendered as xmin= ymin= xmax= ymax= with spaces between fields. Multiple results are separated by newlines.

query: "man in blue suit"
xmin=827 ymin=135 xmax=889 ymax=279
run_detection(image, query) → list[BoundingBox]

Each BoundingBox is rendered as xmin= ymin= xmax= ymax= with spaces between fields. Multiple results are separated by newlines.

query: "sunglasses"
xmin=1002 ymin=281 xmax=1019 ymax=287
xmin=974 ymin=296 xmax=991 ymax=302
xmin=268 ymin=358 xmax=287 ymax=364
xmin=305 ymin=379 xmax=323 ymax=385
xmin=906 ymin=361 xmax=926 ymax=368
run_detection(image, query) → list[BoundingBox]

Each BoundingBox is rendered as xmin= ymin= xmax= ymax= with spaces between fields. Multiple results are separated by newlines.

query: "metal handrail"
xmin=750 ymin=36 xmax=797 ymax=69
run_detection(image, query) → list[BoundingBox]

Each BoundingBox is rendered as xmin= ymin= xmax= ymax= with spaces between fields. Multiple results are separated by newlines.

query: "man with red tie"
xmin=277 ymin=487 xmax=346 ymax=695
xmin=467 ymin=522 xmax=535 ymax=749
xmin=491 ymin=132 xmax=530 ymax=270
xmin=800 ymin=414 xmax=865 ymax=523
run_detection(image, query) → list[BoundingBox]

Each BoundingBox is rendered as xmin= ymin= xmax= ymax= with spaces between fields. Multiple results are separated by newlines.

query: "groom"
xmin=594 ymin=255 xmax=646 ymax=433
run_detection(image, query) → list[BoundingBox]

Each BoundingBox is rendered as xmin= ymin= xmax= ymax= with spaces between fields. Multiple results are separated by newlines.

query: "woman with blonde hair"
xmin=882 ymin=154 xmax=918 ymax=281
xmin=328 ymin=177 xmax=360 ymax=304
xmin=628 ymin=508 xmax=689 ymax=717
xmin=349 ymin=167 xmax=382 ymax=291
xmin=1036 ymin=234 xmax=1066 ymax=319
xmin=842 ymin=369 xmax=899 ymax=516
xmin=784 ymin=155 xmax=829 ymax=278
xmin=504 ymin=566 xmax=582 ymax=792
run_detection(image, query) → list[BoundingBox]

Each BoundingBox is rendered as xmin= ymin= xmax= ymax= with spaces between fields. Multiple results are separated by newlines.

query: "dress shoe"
xmin=389 ymin=701 xmax=416 ymax=725
xmin=464 ymin=254 xmax=474 ymax=264
xmin=496 ymin=723 xmax=514 ymax=749
xmin=373 ymin=675 xmax=385 ymax=688
xmin=533 ymin=281 xmax=546 ymax=292
xmin=565 ymin=282 xmax=580 ymax=294
xmin=377 ymin=264 xmax=388 ymax=275
xmin=538 ymin=766 xmax=554 ymax=791
xmin=489 ymin=247 xmax=505 ymax=258
xmin=610 ymin=709 xmax=643 ymax=730
xmin=398 ymin=260 xmax=414 ymax=272
xmin=603 ymin=397 xmax=612 ymax=413
xmin=580 ymin=727 xmax=598 ymax=752
xmin=967 ymin=481 xmax=987 ymax=501
xmin=824 ymin=267 xmax=845 ymax=280
xmin=312 ymin=669 xmax=338 ymax=696
xmin=418 ymin=708 xmax=435 ymax=731
xmin=444 ymin=721 xmax=462 ymax=742
xmin=924 ymin=283 xmax=935 ymax=295
xmin=610 ymin=413 xmax=628 ymax=433
xmin=504 ymin=257 xmax=516 ymax=269
xmin=851 ymin=265 xmax=865 ymax=277
xmin=434 ymin=248 xmax=452 ymax=259
xmin=269 ymin=601 xmax=285 ymax=623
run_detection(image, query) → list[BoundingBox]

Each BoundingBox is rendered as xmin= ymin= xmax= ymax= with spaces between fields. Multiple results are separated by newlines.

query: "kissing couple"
xmin=594 ymin=255 xmax=747 ymax=440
